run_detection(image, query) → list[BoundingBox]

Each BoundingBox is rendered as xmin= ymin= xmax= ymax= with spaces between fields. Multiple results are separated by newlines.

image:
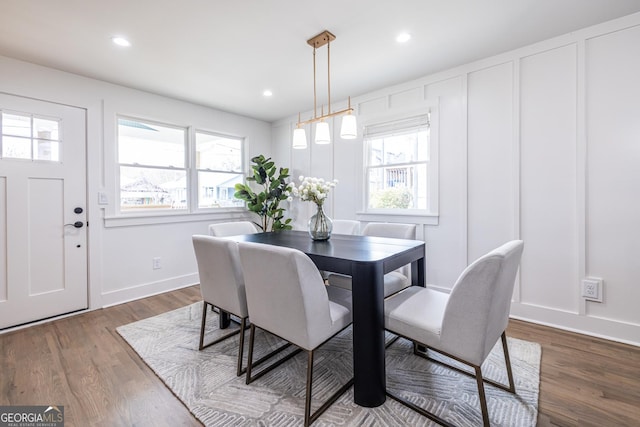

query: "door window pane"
xmin=1 ymin=112 xmax=61 ymax=161
xmin=3 ymin=136 xmax=30 ymax=159
xmin=34 ymin=139 xmax=60 ymax=161
xmin=2 ymin=113 xmax=31 ymax=137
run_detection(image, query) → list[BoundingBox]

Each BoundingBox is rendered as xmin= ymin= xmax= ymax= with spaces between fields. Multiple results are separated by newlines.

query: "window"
xmin=195 ymin=131 xmax=244 ymax=208
xmin=364 ymin=113 xmax=437 ymax=215
xmin=116 ymin=117 xmax=244 ymax=213
xmin=118 ymin=118 xmax=187 ymax=211
xmin=1 ymin=111 xmax=61 ymax=161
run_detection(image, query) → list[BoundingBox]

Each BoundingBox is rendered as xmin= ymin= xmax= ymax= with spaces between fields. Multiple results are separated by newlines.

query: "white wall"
xmin=274 ymin=13 xmax=640 ymax=346
xmin=0 ymin=56 xmax=272 ymax=309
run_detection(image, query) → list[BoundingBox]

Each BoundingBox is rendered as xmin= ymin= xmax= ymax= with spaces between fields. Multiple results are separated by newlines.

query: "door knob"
xmin=64 ymin=221 xmax=84 ymax=228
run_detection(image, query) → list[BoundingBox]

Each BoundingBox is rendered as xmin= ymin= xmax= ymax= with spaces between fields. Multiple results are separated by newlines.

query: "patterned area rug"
xmin=117 ymin=302 xmax=540 ymax=426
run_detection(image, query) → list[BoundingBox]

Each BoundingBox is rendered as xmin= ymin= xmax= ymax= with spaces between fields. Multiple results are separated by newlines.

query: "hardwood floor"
xmin=1 ymin=285 xmax=639 ymax=426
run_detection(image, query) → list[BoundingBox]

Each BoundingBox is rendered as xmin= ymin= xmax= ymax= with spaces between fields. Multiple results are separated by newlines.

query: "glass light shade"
xmin=315 ymin=122 xmax=331 ymax=144
xmin=292 ymin=128 xmax=307 ymax=149
xmin=340 ymin=114 xmax=357 ymax=139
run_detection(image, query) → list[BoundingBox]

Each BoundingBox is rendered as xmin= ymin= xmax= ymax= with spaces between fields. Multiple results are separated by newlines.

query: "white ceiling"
xmin=2 ymin=1 xmax=640 ymax=123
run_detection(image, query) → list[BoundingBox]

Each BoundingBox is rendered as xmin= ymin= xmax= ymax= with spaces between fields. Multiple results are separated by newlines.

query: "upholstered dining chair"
xmin=330 ymin=219 xmax=360 ymax=235
xmin=208 ymin=220 xmax=258 ymax=237
xmin=192 ymin=235 xmax=250 ymax=376
xmin=237 ymin=241 xmax=354 ymax=427
xmin=327 ymin=222 xmax=417 ymax=297
xmin=383 ymin=240 xmax=524 ymax=427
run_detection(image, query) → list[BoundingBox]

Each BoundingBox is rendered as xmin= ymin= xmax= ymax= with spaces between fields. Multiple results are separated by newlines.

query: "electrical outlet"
xmin=582 ymin=277 xmax=603 ymax=302
xmin=152 ymin=257 xmax=162 ymax=270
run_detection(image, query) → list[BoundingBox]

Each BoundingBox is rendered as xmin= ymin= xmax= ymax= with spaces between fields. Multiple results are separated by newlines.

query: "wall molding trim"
xmin=511 ymin=302 xmax=640 ymax=347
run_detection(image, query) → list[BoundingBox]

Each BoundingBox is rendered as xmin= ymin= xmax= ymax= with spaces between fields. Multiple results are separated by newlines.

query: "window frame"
xmin=358 ymin=104 xmax=439 ymax=225
xmin=113 ymin=115 xmax=246 ymax=220
xmin=192 ymin=128 xmax=245 ymax=211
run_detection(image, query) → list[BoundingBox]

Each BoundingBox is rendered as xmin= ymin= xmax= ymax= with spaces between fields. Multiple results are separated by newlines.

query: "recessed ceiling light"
xmin=111 ymin=36 xmax=131 ymax=47
xmin=263 ymin=90 xmax=273 ymax=97
xmin=396 ymin=33 xmax=411 ymax=43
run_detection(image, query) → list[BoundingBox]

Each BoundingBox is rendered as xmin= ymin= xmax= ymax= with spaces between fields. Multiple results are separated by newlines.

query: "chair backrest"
xmin=208 ymin=221 xmax=258 ymax=237
xmin=441 ymin=240 xmax=524 ymax=365
xmin=331 ymin=219 xmax=360 ymax=235
xmin=192 ymin=235 xmax=248 ymax=317
xmin=362 ymin=222 xmax=417 ymax=276
xmin=361 ymin=222 xmax=416 ymax=239
xmin=237 ymin=241 xmax=334 ymax=350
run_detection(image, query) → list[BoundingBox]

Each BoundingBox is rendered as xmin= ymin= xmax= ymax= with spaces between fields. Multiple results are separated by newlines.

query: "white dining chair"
xmin=208 ymin=221 xmax=258 ymax=237
xmin=384 ymin=240 xmax=524 ymax=427
xmin=327 ymin=222 xmax=417 ymax=297
xmin=237 ymin=241 xmax=353 ymax=426
xmin=192 ymin=235 xmax=249 ymax=376
xmin=331 ymin=219 xmax=360 ymax=235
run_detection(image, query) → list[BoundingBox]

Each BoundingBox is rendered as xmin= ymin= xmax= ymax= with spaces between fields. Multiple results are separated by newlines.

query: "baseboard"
xmin=101 ymin=273 xmax=199 ymax=308
xmin=510 ymin=302 xmax=640 ymax=347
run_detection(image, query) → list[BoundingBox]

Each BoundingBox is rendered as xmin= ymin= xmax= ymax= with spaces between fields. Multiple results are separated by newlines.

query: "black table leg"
xmin=219 ymin=310 xmax=231 ymax=329
xmin=411 ymin=257 xmax=425 ymax=287
xmin=351 ymin=262 xmax=386 ymax=407
xmin=412 ymin=257 xmax=427 ymax=353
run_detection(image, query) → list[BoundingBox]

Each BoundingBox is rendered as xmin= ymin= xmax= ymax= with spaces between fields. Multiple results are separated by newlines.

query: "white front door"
xmin=0 ymin=93 xmax=87 ymax=329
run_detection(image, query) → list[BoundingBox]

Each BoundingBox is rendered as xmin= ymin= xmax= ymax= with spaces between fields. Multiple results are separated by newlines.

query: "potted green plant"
xmin=234 ymin=155 xmax=293 ymax=231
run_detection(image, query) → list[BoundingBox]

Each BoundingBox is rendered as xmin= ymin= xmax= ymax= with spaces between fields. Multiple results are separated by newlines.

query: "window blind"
xmin=363 ymin=114 xmax=430 ymax=139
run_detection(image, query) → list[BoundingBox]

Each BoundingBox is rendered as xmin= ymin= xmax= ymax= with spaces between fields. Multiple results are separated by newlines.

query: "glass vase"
xmin=308 ymin=204 xmax=333 ymax=241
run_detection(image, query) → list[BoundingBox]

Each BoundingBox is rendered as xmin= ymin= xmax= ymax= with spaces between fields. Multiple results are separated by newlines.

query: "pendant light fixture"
xmin=293 ymin=30 xmax=358 ymax=149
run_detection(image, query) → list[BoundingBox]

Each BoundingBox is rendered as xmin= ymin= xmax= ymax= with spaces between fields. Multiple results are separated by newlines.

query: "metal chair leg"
xmin=200 ymin=301 xmax=249 ymax=376
xmin=474 ymin=365 xmax=490 ymax=427
xmin=245 ymin=324 xmax=299 ymax=385
xmin=386 ymin=330 xmax=518 ymax=427
xmin=304 ymin=350 xmax=314 ymax=427
xmin=244 ymin=326 xmax=353 ymax=426
xmin=246 ymin=323 xmax=257 ymax=385
xmin=236 ymin=317 xmax=247 ymax=376
xmin=501 ymin=331 xmax=516 ymax=393
xmin=199 ymin=301 xmax=209 ymax=350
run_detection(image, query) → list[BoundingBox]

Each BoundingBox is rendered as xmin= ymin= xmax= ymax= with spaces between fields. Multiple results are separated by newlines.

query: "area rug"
xmin=117 ymin=302 xmax=540 ymax=426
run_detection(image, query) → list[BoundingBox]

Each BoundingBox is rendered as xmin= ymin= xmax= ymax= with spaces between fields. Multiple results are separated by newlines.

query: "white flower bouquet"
xmin=292 ymin=176 xmax=338 ymax=206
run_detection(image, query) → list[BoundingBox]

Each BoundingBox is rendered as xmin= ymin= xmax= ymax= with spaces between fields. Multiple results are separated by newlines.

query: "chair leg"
xmin=236 ymin=317 xmax=247 ymax=376
xmin=305 ymin=349 xmax=354 ymax=426
xmin=199 ymin=301 xmax=245 ymax=351
xmin=474 ymin=365 xmax=490 ymax=427
xmin=245 ymin=324 xmax=300 ymax=385
xmin=199 ymin=301 xmax=209 ymax=350
xmin=304 ymin=350 xmax=314 ymax=427
xmin=246 ymin=324 xmax=257 ymax=384
xmin=244 ymin=326 xmax=353 ymax=425
xmin=501 ymin=332 xmax=516 ymax=393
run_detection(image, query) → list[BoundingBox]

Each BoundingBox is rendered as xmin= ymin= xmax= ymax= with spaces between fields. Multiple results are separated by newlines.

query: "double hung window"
xmin=117 ymin=116 xmax=243 ymax=213
xmin=364 ymin=113 xmax=437 ymax=215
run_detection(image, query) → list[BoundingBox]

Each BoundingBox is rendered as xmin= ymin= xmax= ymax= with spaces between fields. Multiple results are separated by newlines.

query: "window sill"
xmin=104 ymin=208 xmax=250 ymax=228
xmin=355 ymin=211 xmax=439 ymax=226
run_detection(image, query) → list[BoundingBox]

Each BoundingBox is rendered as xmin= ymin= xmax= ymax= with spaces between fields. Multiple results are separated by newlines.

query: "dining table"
xmin=223 ymin=229 xmax=425 ymax=408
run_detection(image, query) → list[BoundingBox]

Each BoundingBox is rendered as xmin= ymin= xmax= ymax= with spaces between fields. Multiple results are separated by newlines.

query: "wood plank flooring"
xmin=1 ymin=285 xmax=639 ymax=426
